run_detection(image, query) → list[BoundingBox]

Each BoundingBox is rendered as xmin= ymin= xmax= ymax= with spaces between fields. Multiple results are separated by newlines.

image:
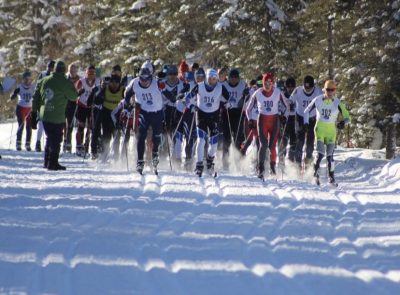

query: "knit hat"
xmin=139 ymin=67 xmax=152 ymax=81
xmin=179 ymin=60 xmax=189 ymax=73
xmin=47 ymin=60 xmax=55 ymax=69
xmin=285 ymin=77 xmax=296 ymax=88
xmin=262 ymin=72 xmax=274 ymax=84
xmin=228 ymin=68 xmax=240 ymax=79
xmin=86 ymin=65 xmax=96 ymax=75
xmin=167 ymin=65 xmax=178 ymax=76
xmin=22 ymin=71 xmax=32 ymax=79
xmin=303 ymin=75 xmax=315 ymax=88
xmin=112 ymin=65 xmax=122 ymax=73
xmin=141 ymin=60 xmax=154 ymax=74
xmin=324 ymin=80 xmax=336 ymax=90
xmin=195 ymin=67 xmax=206 ymax=80
xmin=55 ymin=60 xmax=66 ymax=73
xmin=206 ymin=68 xmax=218 ymax=80
xmin=191 ymin=62 xmax=200 ymax=71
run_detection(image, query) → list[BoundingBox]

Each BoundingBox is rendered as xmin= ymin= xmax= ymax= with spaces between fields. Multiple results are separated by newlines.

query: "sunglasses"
xmin=326 ymin=88 xmax=336 ymax=92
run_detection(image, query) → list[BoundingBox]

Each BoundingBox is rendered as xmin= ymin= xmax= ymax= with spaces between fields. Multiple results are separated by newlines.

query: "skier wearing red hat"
xmin=246 ymin=72 xmax=289 ymax=179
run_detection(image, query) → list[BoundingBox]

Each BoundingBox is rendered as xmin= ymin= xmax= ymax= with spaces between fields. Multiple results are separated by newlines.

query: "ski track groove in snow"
xmin=1 ymin=122 xmax=400 ymax=294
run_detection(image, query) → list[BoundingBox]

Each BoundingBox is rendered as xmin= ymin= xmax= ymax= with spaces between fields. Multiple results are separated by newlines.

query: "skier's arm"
xmin=221 ymin=85 xmax=230 ymax=103
xmin=124 ymin=82 xmax=135 ymax=108
xmin=32 ymin=80 xmax=44 ymax=114
xmin=245 ymin=93 xmax=256 ymax=120
xmin=279 ymin=93 xmax=290 ymax=118
xmin=338 ymin=101 xmax=350 ymax=123
xmin=9 ymin=87 xmax=20 ymax=100
xmin=303 ymin=97 xmax=317 ymax=124
xmin=185 ymin=85 xmax=199 ymax=109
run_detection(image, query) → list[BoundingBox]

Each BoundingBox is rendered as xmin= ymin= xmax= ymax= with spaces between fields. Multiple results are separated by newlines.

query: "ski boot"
xmin=328 ymin=171 xmax=338 ymax=187
xmin=184 ymin=158 xmax=193 ymax=171
xmin=35 ymin=141 xmax=41 ymax=152
xmin=195 ymin=161 xmax=204 ymax=177
xmin=206 ymin=156 xmax=216 ymax=176
xmin=152 ymin=153 xmax=159 ymax=175
xmin=25 ymin=144 xmax=31 ymax=152
xmin=257 ymin=163 xmax=265 ymax=180
xmin=16 ymin=142 xmax=21 ymax=151
xmin=270 ymin=161 xmax=277 ymax=176
xmin=76 ymin=146 xmax=85 ymax=157
xmin=313 ymin=164 xmax=320 ymax=186
xmin=91 ymin=153 xmax=98 ymax=160
xmin=136 ymin=160 xmax=145 ymax=175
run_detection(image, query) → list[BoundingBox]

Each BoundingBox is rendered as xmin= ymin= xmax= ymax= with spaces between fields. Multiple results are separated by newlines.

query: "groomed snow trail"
xmin=0 ymin=122 xmax=400 ymax=295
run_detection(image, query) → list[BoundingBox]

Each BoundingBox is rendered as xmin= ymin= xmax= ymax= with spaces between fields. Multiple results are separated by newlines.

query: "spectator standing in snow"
xmin=32 ymin=60 xmax=78 ymax=170
xmin=35 ymin=60 xmax=55 ymax=152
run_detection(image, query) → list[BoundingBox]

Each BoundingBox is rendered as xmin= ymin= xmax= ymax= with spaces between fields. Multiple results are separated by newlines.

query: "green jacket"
xmin=32 ymin=72 xmax=78 ymax=124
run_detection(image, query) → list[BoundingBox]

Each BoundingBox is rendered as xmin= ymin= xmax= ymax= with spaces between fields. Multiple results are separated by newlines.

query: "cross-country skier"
xmin=111 ymin=99 xmax=134 ymax=161
xmin=186 ymin=68 xmax=230 ymax=177
xmin=35 ymin=60 xmax=55 ymax=152
xmin=221 ymin=68 xmax=248 ymax=169
xmin=63 ymin=63 xmax=80 ymax=153
xmin=93 ymin=74 xmax=124 ymax=160
xmin=241 ymin=75 xmax=262 ymax=156
xmin=290 ymin=75 xmax=323 ymax=170
xmin=278 ymin=77 xmax=297 ymax=164
xmin=246 ymin=73 xmax=289 ymax=178
xmin=174 ymin=67 xmax=205 ymax=170
xmin=31 ymin=60 xmax=78 ymax=170
xmin=75 ymin=65 xmax=99 ymax=156
xmin=303 ymin=80 xmax=350 ymax=186
xmin=9 ymin=71 xmax=36 ymax=151
xmin=124 ymin=67 xmax=171 ymax=175
xmin=162 ymin=65 xmax=190 ymax=164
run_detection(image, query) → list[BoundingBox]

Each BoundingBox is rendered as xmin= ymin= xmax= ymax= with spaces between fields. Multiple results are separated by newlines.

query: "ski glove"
xmin=225 ymin=102 xmax=233 ymax=109
xmin=303 ymin=123 xmax=309 ymax=132
xmin=78 ymin=88 xmax=85 ymax=96
xmin=31 ymin=111 xmax=38 ymax=130
xmin=337 ymin=120 xmax=346 ymax=130
xmin=190 ymin=105 xmax=199 ymax=113
xmin=10 ymin=88 xmax=20 ymax=100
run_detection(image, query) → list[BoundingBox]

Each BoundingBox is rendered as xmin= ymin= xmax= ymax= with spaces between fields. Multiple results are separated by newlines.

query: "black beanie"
xmin=303 ymin=75 xmax=315 ymax=88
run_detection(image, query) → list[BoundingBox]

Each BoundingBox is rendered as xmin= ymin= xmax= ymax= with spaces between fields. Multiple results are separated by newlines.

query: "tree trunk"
xmin=386 ymin=120 xmax=396 ymax=159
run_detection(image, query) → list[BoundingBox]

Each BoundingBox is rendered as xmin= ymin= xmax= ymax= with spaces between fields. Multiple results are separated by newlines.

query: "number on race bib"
xmin=321 ymin=108 xmax=332 ymax=119
xmin=263 ymin=100 xmax=274 ymax=111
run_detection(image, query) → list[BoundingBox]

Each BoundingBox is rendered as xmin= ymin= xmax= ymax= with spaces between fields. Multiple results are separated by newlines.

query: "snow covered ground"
xmin=0 ymin=121 xmax=400 ymax=295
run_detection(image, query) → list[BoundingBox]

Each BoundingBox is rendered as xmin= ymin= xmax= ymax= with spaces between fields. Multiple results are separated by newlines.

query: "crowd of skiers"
xmin=3 ymin=58 xmax=350 ymax=184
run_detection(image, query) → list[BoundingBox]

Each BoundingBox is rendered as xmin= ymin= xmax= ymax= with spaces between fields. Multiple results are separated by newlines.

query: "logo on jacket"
xmin=44 ymin=88 xmax=54 ymax=101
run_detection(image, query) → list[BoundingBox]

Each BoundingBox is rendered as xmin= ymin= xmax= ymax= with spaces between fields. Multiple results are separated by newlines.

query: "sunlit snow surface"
xmin=0 ymin=122 xmax=399 ymax=294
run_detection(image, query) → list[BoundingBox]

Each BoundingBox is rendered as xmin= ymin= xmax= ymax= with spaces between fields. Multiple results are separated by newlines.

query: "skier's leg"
xmin=257 ymin=115 xmax=268 ymax=176
xmin=306 ymin=117 xmax=316 ymax=162
xmin=268 ymin=115 xmax=280 ymax=175
xmin=15 ymin=105 xmax=24 ymax=150
xmin=287 ymin=115 xmax=296 ymax=162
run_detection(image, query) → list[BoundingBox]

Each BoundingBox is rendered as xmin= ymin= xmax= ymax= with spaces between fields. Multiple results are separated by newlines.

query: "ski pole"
xmin=8 ymin=120 xmax=15 ymax=150
xmin=165 ymin=130 xmax=173 ymax=171
xmin=122 ymin=112 xmax=132 ymax=171
xmin=225 ymin=108 xmax=235 ymax=144
xmin=234 ymin=98 xmax=247 ymax=147
xmin=171 ymin=111 xmax=185 ymax=143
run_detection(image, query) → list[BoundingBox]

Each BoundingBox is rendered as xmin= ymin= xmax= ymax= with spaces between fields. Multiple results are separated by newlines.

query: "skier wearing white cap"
xmin=185 ymin=68 xmax=230 ymax=177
